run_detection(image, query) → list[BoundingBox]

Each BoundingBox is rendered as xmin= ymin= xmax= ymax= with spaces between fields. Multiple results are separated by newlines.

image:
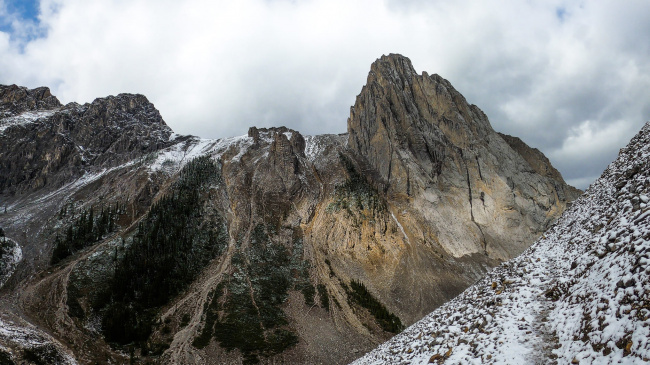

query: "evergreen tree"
xmin=96 ymin=156 xmax=227 ymax=345
xmin=50 ymin=205 xmax=124 ymax=265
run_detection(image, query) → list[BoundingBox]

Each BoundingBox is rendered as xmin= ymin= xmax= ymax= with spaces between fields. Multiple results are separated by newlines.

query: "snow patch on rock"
xmin=0 ymin=109 xmax=59 ymax=134
xmin=0 ymin=316 xmax=78 ymax=364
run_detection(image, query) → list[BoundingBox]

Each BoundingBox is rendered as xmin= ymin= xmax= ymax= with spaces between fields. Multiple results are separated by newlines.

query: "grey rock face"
xmin=348 ymin=54 xmax=579 ymax=260
xmin=0 ymin=88 xmax=173 ymax=194
xmin=0 ymin=84 xmax=61 ymax=117
xmin=498 ymin=132 xmax=582 ymax=201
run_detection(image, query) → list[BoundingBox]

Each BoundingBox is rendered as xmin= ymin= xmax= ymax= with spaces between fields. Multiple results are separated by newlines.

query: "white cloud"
xmin=550 ymin=119 xmax=638 ymax=179
xmin=1 ymin=0 xmax=649 ymax=190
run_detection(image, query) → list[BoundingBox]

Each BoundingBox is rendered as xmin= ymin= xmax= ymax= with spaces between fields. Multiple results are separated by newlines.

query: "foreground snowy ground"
xmin=354 ymin=122 xmax=650 ymax=364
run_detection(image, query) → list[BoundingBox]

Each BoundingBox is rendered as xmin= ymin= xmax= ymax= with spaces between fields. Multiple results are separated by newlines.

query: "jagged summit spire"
xmin=370 ymin=53 xmax=419 ymax=79
xmin=347 ymin=53 xmax=579 ymax=261
xmin=347 ymin=53 xmax=494 ymax=194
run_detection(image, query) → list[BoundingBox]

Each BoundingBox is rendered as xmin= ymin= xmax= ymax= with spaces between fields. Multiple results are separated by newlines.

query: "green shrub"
xmin=0 ymin=349 xmax=14 ymax=365
xmin=193 ymin=225 xmax=303 ymax=363
xmin=301 ymin=284 xmax=315 ymax=306
xmin=317 ymin=284 xmax=329 ymax=311
xmin=180 ymin=313 xmax=191 ymax=327
xmin=149 ymin=342 xmax=170 ymax=356
xmin=22 ymin=344 xmax=65 ymax=365
xmin=346 ymin=280 xmax=403 ymax=333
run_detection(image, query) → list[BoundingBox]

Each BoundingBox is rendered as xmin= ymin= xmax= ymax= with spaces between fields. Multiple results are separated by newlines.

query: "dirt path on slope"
xmin=160 ymin=240 xmax=237 ymax=364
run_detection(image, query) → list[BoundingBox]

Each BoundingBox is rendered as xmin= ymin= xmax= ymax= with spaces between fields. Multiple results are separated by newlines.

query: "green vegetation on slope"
xmin=327 ymin=153 xmax=386 ymax=222
xmin=317 ymin=283 xmax=329 ymax=311
xmin=193 ymin=225 xmax=310 ymax=364
xmin=95 ymin=155 xmax=228 ymax=346
xmin=346 ymin=279 xmax=403 ymax=334
xmin=50 ymin=204 xmax=125 ymax=265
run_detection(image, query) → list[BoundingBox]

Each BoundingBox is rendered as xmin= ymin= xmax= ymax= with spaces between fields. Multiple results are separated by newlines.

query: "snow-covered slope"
xmin=354 ymin=122 xmax=650 ymax=364
xmin=0 ymin=316 xmax=78 ymax=365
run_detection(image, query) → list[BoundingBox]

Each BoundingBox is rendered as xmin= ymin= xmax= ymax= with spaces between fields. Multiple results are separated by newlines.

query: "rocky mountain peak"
xmin=368 ymin=53 xmax=419 ymax=83
xmin=354 ymin=53 xmax=492 ymax=145
xmin=347 ymin=54 xmax=580 ymax=260
xmin=347 ymin=54 xmax=495 ymax=196
xmin=0 ymin=86 xmax=174 ymax=194
xmin=82 ymin=93 xmax=170 ymax=132
xmin=0 ymin=84 xmax=61 ymax=117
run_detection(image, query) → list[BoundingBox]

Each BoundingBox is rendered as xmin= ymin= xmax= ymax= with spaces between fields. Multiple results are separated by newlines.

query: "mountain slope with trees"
xmin=0 ymin=55 xmax=579 ymax=364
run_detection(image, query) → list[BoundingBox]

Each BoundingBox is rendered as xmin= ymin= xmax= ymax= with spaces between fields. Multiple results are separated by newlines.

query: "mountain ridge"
xmin=0 ymin=54 xmax=580 ymax=364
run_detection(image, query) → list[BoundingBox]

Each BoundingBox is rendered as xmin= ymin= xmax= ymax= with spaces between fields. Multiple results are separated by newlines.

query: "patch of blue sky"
xmin=555 ymin=7 xmax=567 ymax=22
xmin=0 ymin=0 xmax=41 ymax=40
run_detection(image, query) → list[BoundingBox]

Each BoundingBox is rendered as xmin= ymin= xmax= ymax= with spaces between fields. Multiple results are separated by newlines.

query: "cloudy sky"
xmin=1 ymin=0 xmax=649 ymax=189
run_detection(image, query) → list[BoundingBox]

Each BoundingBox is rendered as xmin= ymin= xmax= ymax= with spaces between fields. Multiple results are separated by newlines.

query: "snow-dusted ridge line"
xmin=28 ymin=159 xmax=142 ymax=208
xmin=149 ymin=132 xmax=344 ymax=174
xmin=353 ymin=122 xmax=650 ymax=365
xmin=304 ymin=133 xmax=346 ymax=162
xmin=0 ymin=109 xmax=60 ymax=133
xmin=2 ymin=155 xmax=148 ymax=230
xmin=148 ymin=134 xmax=254 ymax=173
xmin=305 ymin=135 xmax=325 ymax=162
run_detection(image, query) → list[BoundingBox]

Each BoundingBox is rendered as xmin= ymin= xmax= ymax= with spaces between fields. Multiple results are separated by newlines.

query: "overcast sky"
xmin=1 ymin=0 xmax=649 ymax=189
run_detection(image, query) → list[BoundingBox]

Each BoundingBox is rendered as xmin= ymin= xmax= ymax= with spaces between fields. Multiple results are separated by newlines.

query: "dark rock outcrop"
xmin=0 ymin=89 xmax=173 ymax=194
xmin=0 ymin=84 xmax=61 ymax=117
